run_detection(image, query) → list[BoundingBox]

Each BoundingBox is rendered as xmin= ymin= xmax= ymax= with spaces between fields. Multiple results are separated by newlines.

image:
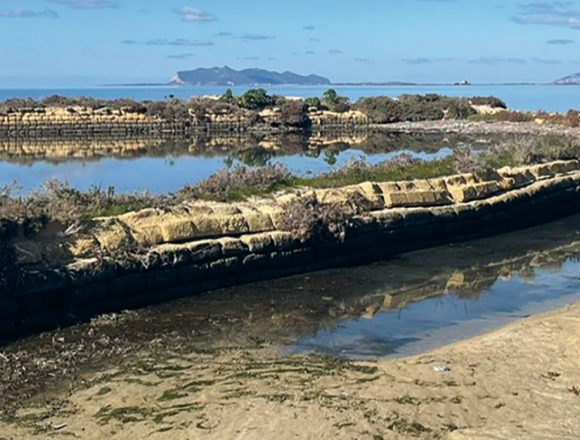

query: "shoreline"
xmin=1 ymin=299 xmax=578 ymax=439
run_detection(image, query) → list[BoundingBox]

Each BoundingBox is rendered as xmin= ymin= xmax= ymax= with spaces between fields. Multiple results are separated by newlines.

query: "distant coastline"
xmin=101 ymin=81 xmax=560 ymax=88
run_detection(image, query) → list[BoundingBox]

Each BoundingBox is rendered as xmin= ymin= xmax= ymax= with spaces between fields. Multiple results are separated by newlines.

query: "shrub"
xmin=354 ymin=97 xmax=403 ymax=123
xmin=322 ymin=89 xmax=351 ymax=113
xmin=278 ymin=193 xmax=370 ymax=242
xmin=238 ymin=88 xmax=272 ymax=111
xmin=0 ymin=181 xmax=160 ymax=225
xmin=220 ymin=89 xmax=237 ymax=105
xmin=470 ymin=111 xmax=534 ymax=123
xmin=176 ymin=164 xmax=293 ymax=202
xmin=304 ymin=97 xmax=323 ymax=110
xmin=279 ymin=100 xmax=310 ymax=127
xmin=470 ymin=96 xmax=507 ymax=109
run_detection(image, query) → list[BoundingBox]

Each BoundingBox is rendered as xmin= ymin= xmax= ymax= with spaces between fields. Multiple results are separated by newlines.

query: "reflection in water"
xmin=7 ymin=215 xmax=580 ymax=362
xmin=0 ymin=132 xmax=488 ymax=193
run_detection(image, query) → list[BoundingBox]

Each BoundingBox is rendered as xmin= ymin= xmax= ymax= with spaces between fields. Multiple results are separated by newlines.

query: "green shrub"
xmin=238 ymin=89 xmax=272 ymax=111
xmin=322 ymin=89 xmax=351 ymax=113
xmin=470 ymin=96 xmax=507 ymax=109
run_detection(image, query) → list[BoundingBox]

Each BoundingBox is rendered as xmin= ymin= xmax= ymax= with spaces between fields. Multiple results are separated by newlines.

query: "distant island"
xmin=554 ymin=73 xmax=580 ymax=85
xmin=170 ymin=66 xmax=331 ymax=86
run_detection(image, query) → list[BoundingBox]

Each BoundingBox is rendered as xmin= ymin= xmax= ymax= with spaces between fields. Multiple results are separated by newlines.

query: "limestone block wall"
xmin=2 ymin=160 xmax=580 ymax=341
xmin=309 ymin=110 xmax=370 ymax=128
xmin=0 ymin=106 xmax=373 ymax=141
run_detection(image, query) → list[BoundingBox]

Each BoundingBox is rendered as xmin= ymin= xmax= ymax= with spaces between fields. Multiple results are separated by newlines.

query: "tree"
xmin=304 ymin=97 xmax=322 ymax=109
xmin=238 ymin=88 xmax=272 ymax=110
xmin=322 ymin=89 xmax=351 ymax=113
xmin=220 ymin=89 xmax=237 ymax=105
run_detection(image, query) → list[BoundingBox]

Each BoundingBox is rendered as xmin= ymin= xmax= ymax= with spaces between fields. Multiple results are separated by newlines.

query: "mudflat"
xmin=1 ymin=301 xmax=579 ymax=439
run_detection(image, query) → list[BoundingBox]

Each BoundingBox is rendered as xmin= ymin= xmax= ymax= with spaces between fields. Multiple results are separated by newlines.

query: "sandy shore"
xmin=1 ymin=301 xmax=579 ymax=439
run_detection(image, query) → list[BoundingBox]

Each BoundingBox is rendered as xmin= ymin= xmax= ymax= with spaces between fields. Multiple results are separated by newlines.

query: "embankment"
xmin=2 ymin=160 xmax=580 ymax=341
xmin=0 ymin=106 xmax=370 ymax=139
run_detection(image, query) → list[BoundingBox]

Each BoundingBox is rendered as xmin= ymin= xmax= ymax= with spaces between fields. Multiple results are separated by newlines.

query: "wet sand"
xmin=1 ymin=301 xmax=579 ymax=439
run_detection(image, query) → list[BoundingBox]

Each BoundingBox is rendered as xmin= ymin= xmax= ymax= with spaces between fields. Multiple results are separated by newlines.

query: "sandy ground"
xmin=1 ymin=302 xmax=579 ymax=440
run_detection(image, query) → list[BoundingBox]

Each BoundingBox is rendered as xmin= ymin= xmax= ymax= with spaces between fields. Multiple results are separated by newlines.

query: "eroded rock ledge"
xmin=2 ymin=160 xmax=580 ymax=341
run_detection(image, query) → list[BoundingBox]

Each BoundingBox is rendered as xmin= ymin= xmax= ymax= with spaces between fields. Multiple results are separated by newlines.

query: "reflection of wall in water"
xmin=0 ymin=132 xmax=481 ymax=164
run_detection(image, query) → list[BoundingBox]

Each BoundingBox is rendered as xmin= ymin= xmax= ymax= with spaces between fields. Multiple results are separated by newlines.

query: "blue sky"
xmin=1 ymin=0 xmax=580 ymax=87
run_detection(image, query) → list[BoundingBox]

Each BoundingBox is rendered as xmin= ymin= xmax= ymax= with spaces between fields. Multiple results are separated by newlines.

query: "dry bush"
xmin=279 ymin=192 xmax=371 ymax=242
xmin=177 ymin=164 xmax=293 ymax=202
xmin=481 ymin=135 xmax=580 ymax=167
xmin=0 ymin=181 xmax=161 ymax=226
xmin=279 ymin=100 xmax=310 ymax=127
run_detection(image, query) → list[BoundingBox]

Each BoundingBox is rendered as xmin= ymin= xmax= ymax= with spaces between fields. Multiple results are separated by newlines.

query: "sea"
xmin=1 ymin=84 xmax=579 ymax=194
xmin=1 ymin=84 xmax=580 ymax=113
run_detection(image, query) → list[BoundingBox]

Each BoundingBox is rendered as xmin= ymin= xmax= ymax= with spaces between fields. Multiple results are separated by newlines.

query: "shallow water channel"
xmin=4 ymin=214 xmax=580 ymax=363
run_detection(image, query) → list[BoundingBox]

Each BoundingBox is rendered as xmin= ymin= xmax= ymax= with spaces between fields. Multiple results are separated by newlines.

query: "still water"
xmin=9 ymin=214 xmax=580 ymax=360
xmin=1 ymin=84 xmax=579 ymax=112
xmin=0 ymin=146 xmax=452 ymax=194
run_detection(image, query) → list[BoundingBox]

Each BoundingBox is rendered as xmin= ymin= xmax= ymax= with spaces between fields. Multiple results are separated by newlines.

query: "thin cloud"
xmin=401 ymin=57 xmax=453 ymax=64
xmin=175 ymin=7 xmax=216 ymax=22
xmin=468 ymin=57 xmax=527 ymax=65
xmin=303 ymin=25 xmax=316 ymax=31
xmin=355 ymin=57 xmax=373 ymax=64
xmin=212 ymin=32 xmax=275 ymax=42
xmin=547 ymin=39 xmax=575 ymax=44
xmin=0 ymin=9 xmax=59 ymax=18
xmin=167 ymin=53 xmax=195 ymax=59
xmin=123 ymin=38 xmax=214 ymax=47
xmin=329 ymin=49 xmax=343 ymax=55
xmin=513 ymin=2 xmax=580 ymax=29
xmin=309 ymin=38 xmax=322 ymax=42
xmin=46 ymin=0 xmax=116 ymax=9
xmin=532 ymin=57 xmax=562 ymax=64
xmin=402 ymin=57 xmax=432 ymax=65
xmin=240 ymin=34 xmax=275 ymax=41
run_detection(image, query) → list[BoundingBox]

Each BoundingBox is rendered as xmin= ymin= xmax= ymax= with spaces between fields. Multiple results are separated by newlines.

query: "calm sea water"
xmin=1 ymin=84 xmax=579 ymax=112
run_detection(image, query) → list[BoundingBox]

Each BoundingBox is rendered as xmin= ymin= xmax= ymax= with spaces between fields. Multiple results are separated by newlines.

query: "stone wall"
xmin=0 ymin=106 xmax=371 ymax=141
xmin=2 ymin=160 xmax=580 ymax=341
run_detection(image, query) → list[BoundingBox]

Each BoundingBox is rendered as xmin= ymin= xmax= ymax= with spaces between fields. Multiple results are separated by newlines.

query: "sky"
xmin=1 ymin=0 xmax=580 ymax=87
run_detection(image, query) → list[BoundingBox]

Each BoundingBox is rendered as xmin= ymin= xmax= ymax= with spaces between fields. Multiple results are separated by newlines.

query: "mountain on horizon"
xmin=554 ymin=73 xmax=580 ymax=85
xmin=170 ymin=66 xmax=331 ymax=86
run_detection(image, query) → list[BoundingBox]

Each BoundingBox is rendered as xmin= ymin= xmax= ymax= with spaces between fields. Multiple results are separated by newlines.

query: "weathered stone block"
xmin=93 ymin=218 xmax=133 ymax=251
xmin=217 ymin=237 xmax=249 ymax=257
xmin=240 ymin=233 xmax=274 ymax=253
xmin=160 ymin=218 xmax=197 ymax=243
xmin=192 ymin=215 xmax=223 ymax=238
xmin=66 ymin=258 xmax=117 ymax=286
xmin=186 ymin=240 xmax=222 ymax=262
xmin=448 ymin=182 xmax=502 ymax=203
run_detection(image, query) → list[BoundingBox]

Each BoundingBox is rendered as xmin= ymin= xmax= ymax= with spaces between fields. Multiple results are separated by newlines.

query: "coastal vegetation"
xmin=0 ymin=91 xmax=512 ymax=128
